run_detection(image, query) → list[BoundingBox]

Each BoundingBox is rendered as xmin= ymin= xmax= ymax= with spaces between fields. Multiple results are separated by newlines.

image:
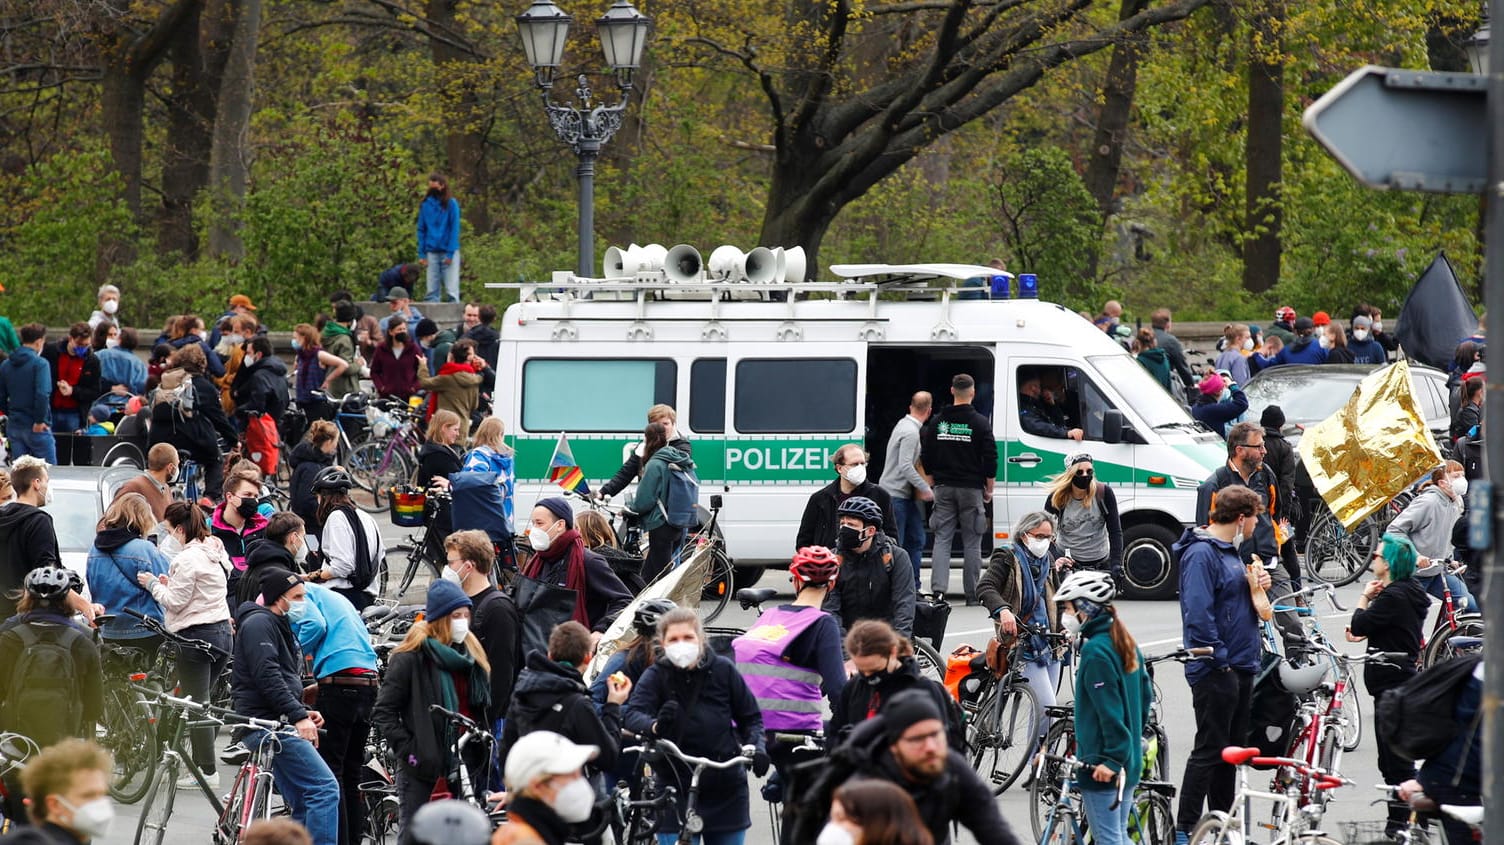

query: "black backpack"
xmin=1376 ymin=653 xmax=1482 ymax=762
xmin=2 ymin=623 xmax=85 ymax=747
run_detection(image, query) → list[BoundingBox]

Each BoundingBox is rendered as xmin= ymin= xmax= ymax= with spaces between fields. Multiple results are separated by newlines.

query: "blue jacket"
xmin=290 ymin=584 xmax=379 ymax=678
xmin=86 ymin=529 xmax=170 ymax=640
xmin=1173 ymin=526 xmax=1260 ymax=684
xmin=416 ymin=196 xmax=461 ymax=257
xmin=168 ymin=335 xmax=225 ymax=379
xmin=1190 ymin=386 xmax=1249 ymax=438
xmin=96 ymin=347 xmax=148 ymax=395
xmin=0 ymin=346 xmax=52 ymax=426
xmin=1256 ymin=336 xmax=1327 ymax=369
xmin=1347 ymin=337 xmax=1387 ymax=365
xmin=462 ymin=446 xmax=516 ymax=531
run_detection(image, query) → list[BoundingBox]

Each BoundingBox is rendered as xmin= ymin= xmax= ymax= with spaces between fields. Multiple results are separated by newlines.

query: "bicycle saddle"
xmin=361 ymin=605 xmax=396 ymax=623
xmin=220 ymin=744 xmax=251 ymax=766
xmin=1221 ymin=746 xmax=1261 ymax=765
xmin=736 ymin=587 xmax=779 ymax=608
xmin=1138 ymin=781 xmax=1178 ymax=798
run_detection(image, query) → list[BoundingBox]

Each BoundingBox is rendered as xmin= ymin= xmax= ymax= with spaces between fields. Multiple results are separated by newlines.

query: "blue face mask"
xmin=285 ymin=598 xmax=309 ymax=622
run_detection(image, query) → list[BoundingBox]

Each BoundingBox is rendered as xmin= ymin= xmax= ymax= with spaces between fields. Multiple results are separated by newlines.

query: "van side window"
xmin=735 ymin=359 xmax=857 ymax=433
xmin=690 ymin=359 xmax=726 ymax=433
xmin=1015 ymin=365 xmax=1118 ymax=441
xmin=522 ymin=359 xmax=676 ymax=432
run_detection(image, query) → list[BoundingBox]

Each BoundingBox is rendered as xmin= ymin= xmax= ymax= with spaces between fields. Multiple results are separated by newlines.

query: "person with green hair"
xmin=1347 ymin=533 xmax=1429 ymax=837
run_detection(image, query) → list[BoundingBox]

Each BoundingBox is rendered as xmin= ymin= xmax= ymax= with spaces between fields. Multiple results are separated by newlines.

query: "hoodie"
xmin=231 ymin=354 xmax=290 ymax=419
xmin=416 ymin=195 xmax=461 ymax=258
xmin=463 ymin=324 xmax=500 ymax=368
xmin=238 ymin=540 xmax=297 ymax=608
xmin=288 ymin=441 xmax=335 ymax=530
xmin=1348 ymin=577 xmax=1430 ymax=692
xmin=1137 ymin=347 xmax=1173 ymax=391
xmin=499 ymin=651 xmax=621 ymax=775
xmin=86 ymin=528 xmax=170 ymax=639
xmin=1173 ymin=526 xmax=1260 ymax=685
xmin=290 ymin=584 xmax=379 ymax=679
xmin=231 ymin=601 xmax=309 ymax=723
xmin=627 ymin=445 xmax=694 ymax=532
xmin=0 ymin=346 xmax=52 ymax=426
xmin=1258 ymin=335 xmax=1328 ymax=368
xmin=0 ymin=503 xmax=59 ymax=619
xmin=1385 ymin=486 xmax=1462 ymax=560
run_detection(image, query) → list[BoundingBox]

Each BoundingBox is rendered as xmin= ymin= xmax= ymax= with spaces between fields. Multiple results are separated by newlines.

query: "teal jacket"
xmin=1073 ymin=613 xmax=1152 ymax=791
xmin=628 ymin=445 xmax=694 ymax=533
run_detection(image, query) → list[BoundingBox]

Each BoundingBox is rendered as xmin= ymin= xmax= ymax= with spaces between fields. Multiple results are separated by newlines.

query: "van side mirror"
xmin=1102 ymin=409 xmax=1127 ymax=445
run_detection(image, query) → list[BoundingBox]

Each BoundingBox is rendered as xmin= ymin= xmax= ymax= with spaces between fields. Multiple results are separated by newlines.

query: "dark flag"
xmin=1395 ymin=252 xmax=1478 ymax=370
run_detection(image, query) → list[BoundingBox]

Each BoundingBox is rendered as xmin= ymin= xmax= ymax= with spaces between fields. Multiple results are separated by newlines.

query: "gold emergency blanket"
xmin=583 ymin=541 xmax=711 ymax=683
xmin=1297 ymin=359 xmax=1443 ymax=530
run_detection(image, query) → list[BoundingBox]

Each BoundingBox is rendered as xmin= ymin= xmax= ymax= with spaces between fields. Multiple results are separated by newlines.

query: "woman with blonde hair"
xmin=87 ymin=492 xmax=170 ymax=647
xmin=418 ymin=409 xmax=465 ymax=491
xmin=371 ymin=579 xmax=491 ymax=822
xmin=461 ymin=416 xmax=516 ymax=534
xmin=1043 ymin=453 xmax=1123 ymax=587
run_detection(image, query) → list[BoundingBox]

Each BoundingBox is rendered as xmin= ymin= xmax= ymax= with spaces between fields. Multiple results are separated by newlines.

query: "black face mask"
xmin=391 ymin=334 xmax=407 ymax=344
xmin=426 ymin=187 xmax=442 ymax=199
xmin=836 ymin=524 xmax=865 ymax=551
xmin=235 ymin=498 xmax=259 ymax=519
xmin=1071 ymin=471 xmax=1093 ymax=490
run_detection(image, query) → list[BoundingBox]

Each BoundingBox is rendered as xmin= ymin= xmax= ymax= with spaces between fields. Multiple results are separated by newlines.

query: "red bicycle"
xmin=1418 ymin=559 xmax=1485 ymax=668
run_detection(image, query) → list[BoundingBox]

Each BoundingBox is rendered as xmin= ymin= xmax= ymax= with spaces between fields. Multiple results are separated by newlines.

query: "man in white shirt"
xmin=879 ymin=391 xmax=933 ymax=588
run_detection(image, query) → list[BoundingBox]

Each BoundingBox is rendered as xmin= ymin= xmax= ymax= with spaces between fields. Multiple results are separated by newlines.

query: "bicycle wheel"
xmin=1030 ymin=718 xmax=1078 ymax=839
xmin=103 ymin=685 xmax=156 ymax=804
xmin=912 ymin=640 xmax=945 ymax=684
xmin=1187 ymin=813 xmax=1231 ymax=845
xmin=694 ymin=540 xmax=734 ymax=624
xmin=1337 ymin=665 xmax=1363 ymax=752
xmin=1129 ymin=792 xmax=1176 ymax=845
xmin=1315 ymin=726 xmax=1341 ymax=810
xmin=347 ymin=442 xmax=409 ymax=513
xmin=134 ymin=756 xmax=181 ymax=845
xmin=1040 ymin=806 xmax=1083 ymax=845
xmin=1303 ymin=506 xmax=1376 ymax=586
xmin=970 ymin=678 xmax=1039 ymax=794
xmin=1422 ymin=615 xmax=1485 ymax=668
xmin=391 ymin=542 xmax=435 ymax=601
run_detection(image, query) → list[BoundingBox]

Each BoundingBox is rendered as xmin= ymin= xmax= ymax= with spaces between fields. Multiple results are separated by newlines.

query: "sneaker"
xmin=178 ymin=769 xmax=219 ymax=789
xmin=1175 ymin=830 xmax=1190 ymax=845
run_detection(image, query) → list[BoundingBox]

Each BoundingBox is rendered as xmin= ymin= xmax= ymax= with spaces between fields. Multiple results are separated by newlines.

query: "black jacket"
xmin=828 ymin=654 xmax=965 ymax=751
xmin=795 ymin=479 xmax=897 ymax=550
xmin=854 ymin=743 xmax=1020 ymax=845
xmin=0 ymin=822 xmax=86 ymax=844
xmin=920 ymin=404 xmax=998 ymax=487
xmin=372 ymin=648 xmax=488 ymax=783
xmin=239 ymin=541 xmax=297 ymax=608
xmin=416 ymin=442 xmax=463 ymax=489
xmin=1452 ymin=400 xmax=1482 ymax=445
xmin=231 ymin=355 xmax=290 ymax=420
xmin=0 ymin=503 xmax=59 ymax=619
xmin=470 ymin=585 xmax=522 ymax=720
xmin=1349 ymin=577 xmax=1429 ymax=693
xmin=622 ymin=651 xmax=765 ymax=834
xmin=1195 ymin=462 xmax=1282 ymax=562
xmin=1261 ymin=428 xmax=1299 ymax=525
xmin=148 ymin=372 xmax=239 ymax=461
xmin=499 ymin=652 xmax=621 ymax=774
xmin=532 ymin=548 xmax=632 ymax=635
xmin=600 ymin=436 xmax=693 ymax=498
xmin=288 ymin=441 xmax=335 ymax=532
xmin=231 ymin=602 xmax=309 ymax=724
xmin=825 ymin=536 xmax=916 ymax=636
xmin=40 ymin=344 xmax=101 ymax=418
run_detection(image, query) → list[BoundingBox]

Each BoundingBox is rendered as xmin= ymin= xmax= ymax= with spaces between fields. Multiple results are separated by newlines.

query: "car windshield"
xmin=44 ymin=488 xmax=100 ymax=553
xmin=1087 ymin=354 xmax=1195 ymax=428
xmin=1243 ymin=371 xmax=1362 ymax=424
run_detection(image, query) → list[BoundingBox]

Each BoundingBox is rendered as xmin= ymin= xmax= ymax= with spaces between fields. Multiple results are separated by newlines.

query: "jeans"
xmin=1420 ymin=572 xmax=1476 ymax=614
xmin=424 ymin=251 xmax=461 ymax=303
xmin=1022 ymin=657 xmax=1061 ymax=735
xmin=892 ymin=496 xmax=927 ymax=587
xmin=314 ymin=683 xmax=377 ymax=845
xmin=53 ymin=409 xmax=80 ymax=434
xmin=9 ymin=425 xmax=56 ymax=464
xmin=657 ymin=833 xmax=746 ymax=845
xmin=1082 ymin=784 xmax=1132 ymax=845
xmin=175 ymin=621 xmax=231 ymax=772
xmin=246 ymin=728 xmax=340 ymax=845
xmin=1177 ymin=669 xmax=1253 ymax=831
xmin=929 ymin=485 xmax=985 ymax=598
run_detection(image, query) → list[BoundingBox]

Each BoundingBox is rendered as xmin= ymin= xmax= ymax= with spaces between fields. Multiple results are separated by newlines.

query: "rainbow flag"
xmin=548 ymin=433 xmax=590 ymax=494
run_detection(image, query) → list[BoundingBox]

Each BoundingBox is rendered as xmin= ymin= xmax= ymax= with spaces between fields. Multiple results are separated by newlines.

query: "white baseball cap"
xmin=504 ymin=731 xmax=598 ymax=791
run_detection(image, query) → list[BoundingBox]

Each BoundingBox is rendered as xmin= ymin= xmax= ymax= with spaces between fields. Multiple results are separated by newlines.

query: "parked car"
xmin=44 ymin=466 xmax=143 ymax=600
xmin=1242 ymin=363 xmax=1452 ymax=451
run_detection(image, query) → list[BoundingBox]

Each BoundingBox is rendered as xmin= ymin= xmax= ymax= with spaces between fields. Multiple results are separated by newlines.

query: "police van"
xmin=489 ymin=249 xmax=1226 ymax=599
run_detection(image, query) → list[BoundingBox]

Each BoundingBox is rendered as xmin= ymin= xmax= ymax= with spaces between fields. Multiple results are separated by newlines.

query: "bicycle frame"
xmin=621 ymin=735 xmax=753 ymax=845
xmin=1204 ymin=747 xmax=1348 ymax=845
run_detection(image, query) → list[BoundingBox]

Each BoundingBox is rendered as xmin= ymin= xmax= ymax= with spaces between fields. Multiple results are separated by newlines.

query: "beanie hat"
xmin=260 ymin=568 xmax=302 ymax=605
xmin=1260 ymin=405 xmax=1286 ymax=430
xmin=334 ymin=301 xmax=359 ymax=323
xmin=536 ymin=496 xmax=575 ymax=529
xmin=1198 ymin=372 xmax=1226 ymax=397
xmin=882 ymin=689 xmax=944 ymax=744
xmin=415 ymin=318 xmax=439 ymax=340
xmin=1312 ymin=311 xmax=1331 ymax=327
xmin=426 ymin=579 xmax=472 ymax=621
xmin=1353 ymin=315 xmax=1373 ymax=329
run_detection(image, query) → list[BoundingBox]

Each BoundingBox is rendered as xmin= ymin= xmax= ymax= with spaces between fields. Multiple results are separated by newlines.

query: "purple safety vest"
xmin=732 ymin=605 xmax=827 ymax=731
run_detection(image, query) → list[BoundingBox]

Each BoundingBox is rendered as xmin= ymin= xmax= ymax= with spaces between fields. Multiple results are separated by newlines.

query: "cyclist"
xmin=211 ymin=461 xmax=269 ymax=609
xmin=5 ymin=738 xmax=114 ymax=845
xmin=1346 ymin=534 xmax=1427 ymax=838
xmin=826 ymin=497 xmax=915 ymax=638
xmin=0 ymin=457 xmax=92 ymax=622
xmin=371 ymin=580 xmax=492 ymax=824
xmin=828 ymin=620 xmax=964 ymax=750
xmin=977 ymin=510 xmax=1066 ymax=722
xmin=460 ymin=417 xmax=517 ymax=540
xmin=493 ymin=731 xmax=601 ymax=845
xmin=597 ymin=404 xmax=692 ymax=499
xmin=622 ymin=607 xmax=769 ymax=845
xmin=416 ymin=409 xmax=465 ymax=560
xmin=306 ymin=467 xmax=384 ymax=612
xmin=231 ymin=567 xmax=339 ymax=845
xmin=288 ymin=421 xmax=339 ymax=533
xmin=1056 ymin=569 xmax=1150 ymax=845
xmin=85 ymin=492 xmax=170 ymax=650
xmin=1384 ymin=462 xmax=1475 ymax=612
xmin=625 ymin=421 xmax=697 ymax=583
xmin=0 ymin=568 xmax=103 ymax=751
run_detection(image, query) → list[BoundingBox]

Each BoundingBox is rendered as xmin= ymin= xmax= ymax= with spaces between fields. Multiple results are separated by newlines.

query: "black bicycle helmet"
xmin=836 ymin=495 xmax=884 ymax=527
xmin=24 ymin=567 xmax=73 ymax=602
xmin=632 ymin=598 xmax=678 ymax=637
xmin=312 ymin=465 xmax=355 ymax=493
xmin=398 ymin=799 xmax=491 ymax=845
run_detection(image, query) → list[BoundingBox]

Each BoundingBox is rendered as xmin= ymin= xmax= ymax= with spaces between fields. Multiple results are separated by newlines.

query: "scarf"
xmin=321 ymin=321 xmax=353 ymax=341
xmin=421 ymin=637 xmax=490 ymax=777
xmin=524 ymin=529 xmax=590 ymax=626
xmin=1015 ymin=542 xmax=1051 ymax=665
xmin=508 ymin=795 xmax=570 ymax=845
xmin=425 ymin=361 xmax=477 ymax=419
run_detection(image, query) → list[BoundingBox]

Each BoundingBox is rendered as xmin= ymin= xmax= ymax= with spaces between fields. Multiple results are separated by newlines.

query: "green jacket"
xmin=1137 ymin=347 xmax=1173 ymax=392
xmin=1073 ymin=613 xmax=1152 ymax=791
xmin=0 ymin=318 xmax=18 ymax=355
xmin=628 ymin=445 xmax=694 ymax=532
xmin=322 ymin=329 xmax=360 ymax=398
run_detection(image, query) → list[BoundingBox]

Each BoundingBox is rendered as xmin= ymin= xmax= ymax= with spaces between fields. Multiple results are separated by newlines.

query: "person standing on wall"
xmin=416 ymin=173 xmax=461 ymax=304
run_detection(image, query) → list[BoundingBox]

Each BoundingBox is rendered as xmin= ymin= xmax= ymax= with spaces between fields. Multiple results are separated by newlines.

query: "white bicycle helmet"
xmin=1055 ymin=570 xmax=1116 ymax=605
xmin=1278 ymin=658 xmax=1331 ymax=696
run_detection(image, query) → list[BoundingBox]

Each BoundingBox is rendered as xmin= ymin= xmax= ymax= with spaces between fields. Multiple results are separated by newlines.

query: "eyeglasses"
xmin=1025 ymin=530 xmax=1055 ymax=541
xmin=1239 ymin=444 xmax=1267 ymax=452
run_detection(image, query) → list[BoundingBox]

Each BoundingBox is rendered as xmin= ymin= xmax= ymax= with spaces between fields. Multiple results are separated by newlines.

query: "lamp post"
xmin=1465 ymin=14 xmax=1490 ymax=75
xmin=516 ymin=0 xmax=651 ymax=278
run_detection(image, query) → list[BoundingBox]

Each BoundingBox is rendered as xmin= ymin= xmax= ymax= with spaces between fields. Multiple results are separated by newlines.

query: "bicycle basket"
xmin=390 ymin=486 xmax=426 ymax=528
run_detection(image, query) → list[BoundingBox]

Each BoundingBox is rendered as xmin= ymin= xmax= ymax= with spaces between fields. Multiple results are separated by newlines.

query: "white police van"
xmin=489 ymin=251 xmax=1225 ymax=598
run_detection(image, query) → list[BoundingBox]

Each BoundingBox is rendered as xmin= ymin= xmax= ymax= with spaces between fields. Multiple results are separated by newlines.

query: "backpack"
xmin=658 ymin=459 xmax=699 ymax=527
xmin=2 ymin=623 xmax=85 ymax=747
xmin=1376 ymin=653 xmax=1482 ymax=762
xmin=335 ymin=506 xmax=379 ymax=591
xmin=152 ymin=368 xmax=197 ymax=419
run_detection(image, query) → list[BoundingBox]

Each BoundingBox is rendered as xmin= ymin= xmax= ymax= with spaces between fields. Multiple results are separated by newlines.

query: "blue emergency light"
xmin=1017 ymin=273 xmax=1039 ymax=299
xmin=989 ymin=274 xmax=1012 ymax=298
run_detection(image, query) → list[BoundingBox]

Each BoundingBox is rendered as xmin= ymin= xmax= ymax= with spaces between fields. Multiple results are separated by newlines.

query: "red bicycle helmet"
xmin=790 ymin=546 xmax=841 ymax=587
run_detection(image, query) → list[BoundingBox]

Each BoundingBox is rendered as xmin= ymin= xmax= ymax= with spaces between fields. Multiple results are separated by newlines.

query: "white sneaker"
xmin=178 ymin=769 xmax=220 ymax=789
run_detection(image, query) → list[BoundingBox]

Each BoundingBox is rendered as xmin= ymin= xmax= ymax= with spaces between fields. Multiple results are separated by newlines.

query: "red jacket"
xmin=370 ymin=341 xmax=423 ymax=399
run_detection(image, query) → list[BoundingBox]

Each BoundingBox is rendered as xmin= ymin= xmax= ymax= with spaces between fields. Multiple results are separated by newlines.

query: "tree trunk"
xmin=157 ymin=1 xmax=222 ymax=258
xmin=1242 ymin=0 xmax=1284 ymax=295
xmin=1083 ymin=0 xmax=1150 ymax=222
xmin=206 ymin=0 xmax=262 ymax=260
xmin=426 ymin=0 xmax=491 ymax=235
xmin=100 ymin=66 xmax=147 ymax=223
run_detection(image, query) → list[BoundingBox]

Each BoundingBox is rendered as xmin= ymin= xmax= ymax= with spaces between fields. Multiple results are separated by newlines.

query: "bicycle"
xmin=387 ymin=489 xmax=451 ymax=600
xmin=1187 ymin=746 xmax=1352 ymax=845
xmin=1033 ymin=752 xmax=1143 ymax=845
xmin=1302 ymin=492 xmax=1409 ymax=587
xmin=615 ymin=734 xmax=755 ymax=845
xmin=967 ymin=621 xmax=1066 ymax=795
xmin=1370 ymin=784 xmax=1437 ymax=845
xmin=1268 ymin=582 xmax=1363 ymax=752
xmin=1418 ymin=559 xmax=1485 ymax=668
xmin=0 ymin=733 xmax=39 ymax=834
xmin=346 ymin=399 xmax=425 ymax=513
xmin=427 ymin=703 xmax=501 ymax=819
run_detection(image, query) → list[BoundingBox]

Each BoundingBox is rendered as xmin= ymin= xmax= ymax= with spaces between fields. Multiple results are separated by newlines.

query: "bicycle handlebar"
xmin=141 ymin=688 xmax=290 ymax=734
xmin=122 ymin=608 xmax=231 ymax=658
xmin=621 ymin=735 xmax=755 ymax=771
xmin=1147 ymin=646 xmax=1214 ymax=665
xmin=429 ymin=703 xmax=483 ymax=732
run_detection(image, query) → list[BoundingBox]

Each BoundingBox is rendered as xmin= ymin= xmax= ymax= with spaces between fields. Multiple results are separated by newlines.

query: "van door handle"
xmin=1008 ymin=453 xmax=1042 ymax=465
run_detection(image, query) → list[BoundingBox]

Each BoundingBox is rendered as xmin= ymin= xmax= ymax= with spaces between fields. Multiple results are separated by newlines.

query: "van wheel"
xmin=732 ymin=565 xmax=766 ymax=592
xmin=1120 ymin=523 xmax=1178 ymax=600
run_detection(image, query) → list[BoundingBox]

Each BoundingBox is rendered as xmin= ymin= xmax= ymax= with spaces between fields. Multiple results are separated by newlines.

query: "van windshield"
xmin=1088 ymin=354 xmax=1196 ymax=429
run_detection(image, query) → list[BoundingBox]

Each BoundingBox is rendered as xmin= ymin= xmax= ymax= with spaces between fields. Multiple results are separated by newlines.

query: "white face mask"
xmin=1451 ymin=475 xmax=1469 ymax=499
xmin=105 ymin=337 xmax=120 ymax=349
xmin=1241 ymin=337 xmax=1254 ymax=351
xmin=42 ymin=485 xmax=53 ymax=507
xmin=441 ymin=563 xmax=467 ymax=585
xmin=816 ymin=823 xmax=857 ymax=845
xmin=1353 ymin=329 xmax=1369 ymax=342
xmin=450 ymin=617 xmax=470 ymax=643
xmin=528 ymin=526 xmax=554 ymax=551
xmin=59 ymin=795 xmax=115 ymax=840
xmin=1025 ymin=536 xmax=1051 ymax=558
xmin=551 ymin=775 xmax=596 ymax=824
xmin=1233 ymin=519 xmax=1247 ymax=550
xmin=285 ymin=598 xmax=309 ymax=622
xmin=664 ymin=641 xmax=700 ymax=669
xmin=1060 ymin=612 xmax=1083 ymax=636
xmin=1319 ymin=336 xmax=1332 ymax=349
xmin=1373 ymin=321 xmax=1383 ymax=332
xmin=842 ymin=464 xmax=867 ymax=486
xmin=102 ymin=300 xmax=119 ymax=315
xmin=294 ymin=536 xmax=309 ymax=565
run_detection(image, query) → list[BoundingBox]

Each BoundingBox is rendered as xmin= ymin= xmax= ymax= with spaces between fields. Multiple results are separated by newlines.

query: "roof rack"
xmin=483 ymin=262 xmax=1009 ymax=301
